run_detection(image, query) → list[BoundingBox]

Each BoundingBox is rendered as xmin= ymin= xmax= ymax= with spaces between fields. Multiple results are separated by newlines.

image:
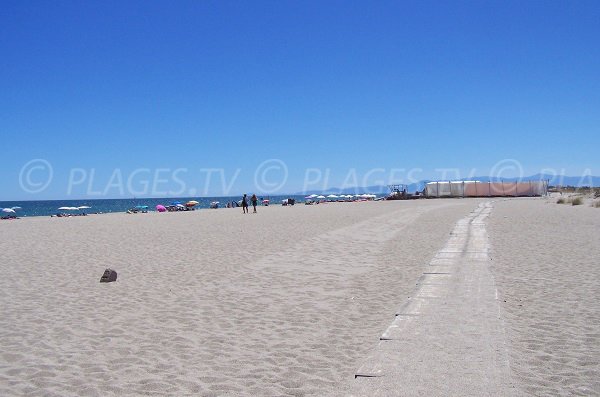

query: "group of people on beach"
xmin=241 ymin=194 xmax=258 ymax=214
xmin=51 ymin=212 xmax=89 ymax=218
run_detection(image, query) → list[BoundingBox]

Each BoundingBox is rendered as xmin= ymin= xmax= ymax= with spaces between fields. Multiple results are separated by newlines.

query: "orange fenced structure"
xmin=425 ymin=180 xmax=548 ymax=198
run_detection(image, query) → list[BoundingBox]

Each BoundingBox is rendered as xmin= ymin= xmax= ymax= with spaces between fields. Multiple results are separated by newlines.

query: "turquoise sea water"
xmin=0 ymin=195 xmax=307 ymax=218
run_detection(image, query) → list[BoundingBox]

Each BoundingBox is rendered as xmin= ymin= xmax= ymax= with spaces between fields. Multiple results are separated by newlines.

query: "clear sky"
xmin=1 ymin=0 xmax=599 ymax=199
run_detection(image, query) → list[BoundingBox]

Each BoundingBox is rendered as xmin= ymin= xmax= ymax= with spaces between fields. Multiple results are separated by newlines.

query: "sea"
xmin=0 ymin=195 xmax=310 ymax=218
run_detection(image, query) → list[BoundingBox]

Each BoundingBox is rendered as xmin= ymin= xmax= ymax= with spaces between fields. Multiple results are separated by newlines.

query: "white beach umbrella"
xmin=327 ymin=194 xmax=338 ymax=198
xmin=11 ymin=206 xmax=21 ymax=210
xmin=78 ymin=206 xmax=91 ymax=209
xmin=308 ymin=194 xmax=319 ymax=198
xmin=316 ymin=195 xmax=326 ymax=199
xmin=2 ymin=208 xmax=16 ymax=214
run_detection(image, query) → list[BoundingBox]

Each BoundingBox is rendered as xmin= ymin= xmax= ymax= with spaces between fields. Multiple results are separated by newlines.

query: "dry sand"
xmin=344 ymin=201 xmax=517 ymax=396
xmin=488 ymin=198 xmax=600 ymax=396
xmin=1 ymin=197 xmax=598 ymax=396
xmin=0 ymin=200 xmax=478 ymax=396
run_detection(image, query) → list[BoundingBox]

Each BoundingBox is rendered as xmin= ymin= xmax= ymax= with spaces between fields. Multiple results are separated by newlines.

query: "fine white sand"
xmin=2 ymin=197 xmax=598 ymax=396
xmin=0 ymin=200 xmax=478 ymax=396
xmin=488 ymin=197 xmax=600 ymax=396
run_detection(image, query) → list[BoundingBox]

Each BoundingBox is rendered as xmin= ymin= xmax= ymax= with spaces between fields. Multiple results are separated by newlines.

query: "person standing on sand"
xmin=251 ymin=194 xmax=258 ymax=213
xmin=242 ymin=194 xmax=249 ymax=214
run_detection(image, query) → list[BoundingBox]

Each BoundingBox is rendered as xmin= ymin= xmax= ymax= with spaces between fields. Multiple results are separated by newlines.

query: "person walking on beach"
xmin=251 ymin=194 xmax=258 ymax=213
xmin=241 ymin=194 xmax=249 ymax=214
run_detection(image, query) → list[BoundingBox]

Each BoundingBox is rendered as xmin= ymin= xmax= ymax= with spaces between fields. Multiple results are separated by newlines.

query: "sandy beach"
xmin=1 ymin=198 xmax=598 ymax=396
xmin=488 ymin=198 xmax=600 ymax=396
xmin=2 ymin=1 xmax=598 ymax=395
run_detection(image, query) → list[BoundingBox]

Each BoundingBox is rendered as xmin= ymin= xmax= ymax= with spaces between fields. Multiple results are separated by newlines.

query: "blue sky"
xmin=1 ymin=0 xmax=599 ymax=199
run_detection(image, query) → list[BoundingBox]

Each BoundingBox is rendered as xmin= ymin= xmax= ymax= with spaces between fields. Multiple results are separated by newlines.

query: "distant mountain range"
xmin=295 ymin=174 xmax=600 ymax=195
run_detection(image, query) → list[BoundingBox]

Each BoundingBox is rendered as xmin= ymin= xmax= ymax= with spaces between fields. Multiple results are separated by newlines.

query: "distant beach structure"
xmin=424 ymin=180 xmax=549 ymax=198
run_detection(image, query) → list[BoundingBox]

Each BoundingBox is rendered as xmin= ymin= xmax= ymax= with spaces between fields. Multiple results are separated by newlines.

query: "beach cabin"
xmin=425 ymin=180 xmax=548 ymax=198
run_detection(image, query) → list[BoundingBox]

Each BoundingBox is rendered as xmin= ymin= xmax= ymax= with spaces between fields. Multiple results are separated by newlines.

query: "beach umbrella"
xmin=2 ymin=208 xmax=16 ymax=214
xmin=327 ymin=194 xmax=338 ymax=198
xmin=11 ymin=206 xmax=21 ymax=210
xmin=176 ymin=204 xmax=185 ymax=209
xmin=156 ymin=205 xmax=167 ymax=212
xmin=185 ymin=201 xmax=198 ymax=207
xmin=308 ymin=194 xmax=318 ymax=198
xmin=316 ymin=195 xmax=326 ymax=199
xmin=78 ymin=206 xmax=91 ymax=210
xmin=171 ymin=201 xmax=182 ymax=206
